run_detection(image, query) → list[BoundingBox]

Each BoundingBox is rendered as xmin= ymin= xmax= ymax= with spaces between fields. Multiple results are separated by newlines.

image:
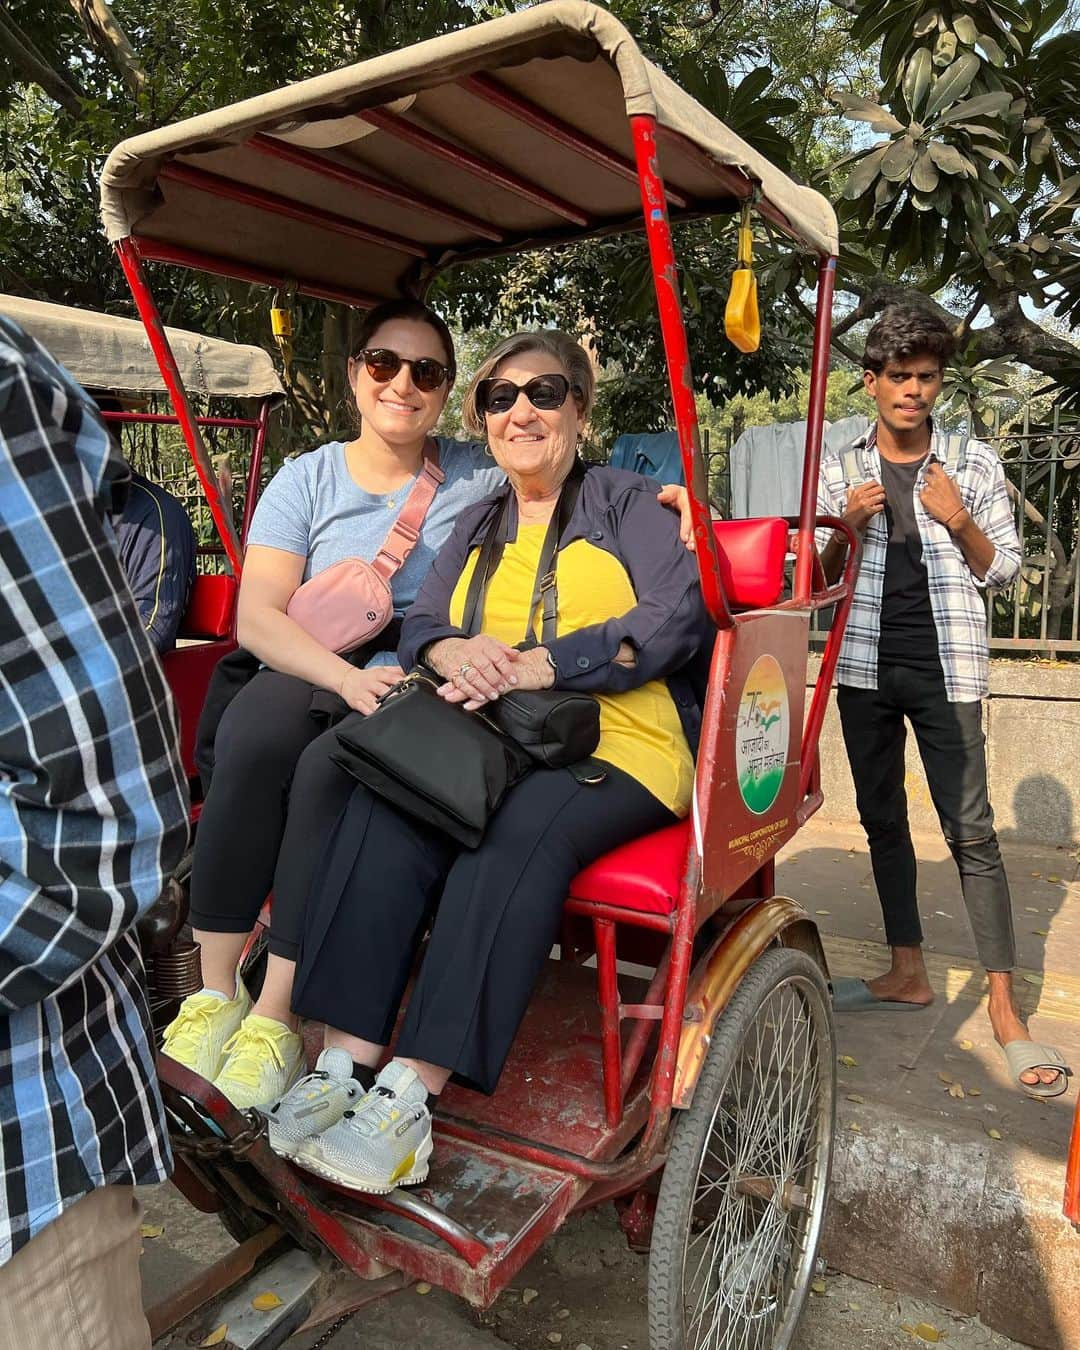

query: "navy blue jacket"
xmin=114 ymin=470 xmax=197 ymax=654
xmin=399 ymin=466 xmax=711 ymax=753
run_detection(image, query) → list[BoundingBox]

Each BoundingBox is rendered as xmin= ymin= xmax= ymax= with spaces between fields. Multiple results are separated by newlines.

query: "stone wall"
xmin=807 ymin=656 xmax=1080 ymax=848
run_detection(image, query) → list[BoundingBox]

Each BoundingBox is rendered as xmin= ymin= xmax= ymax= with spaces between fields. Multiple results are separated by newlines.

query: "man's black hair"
xmin=862 ymin=304 xmax=957 ymax=375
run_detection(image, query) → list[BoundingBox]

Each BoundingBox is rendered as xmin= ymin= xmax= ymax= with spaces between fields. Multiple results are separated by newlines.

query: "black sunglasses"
xmin=476 ymin=373 xmax=579 ymax=416
xmin=360 ymin=348 xmax=452 ymax=393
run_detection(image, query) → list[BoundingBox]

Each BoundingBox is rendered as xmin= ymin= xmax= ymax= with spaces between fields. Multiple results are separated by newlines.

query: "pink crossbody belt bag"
xmin=286 ymin=439 xmax=444 ymax=654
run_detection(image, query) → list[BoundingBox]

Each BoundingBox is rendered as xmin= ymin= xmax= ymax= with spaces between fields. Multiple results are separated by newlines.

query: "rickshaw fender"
xmin=672 ymin=896 xmax=824 ymax=1109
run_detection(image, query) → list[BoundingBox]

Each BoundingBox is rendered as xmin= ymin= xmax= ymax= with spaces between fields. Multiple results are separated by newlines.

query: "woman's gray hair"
xmin=461 ymin=330 xmax=596 ymax=437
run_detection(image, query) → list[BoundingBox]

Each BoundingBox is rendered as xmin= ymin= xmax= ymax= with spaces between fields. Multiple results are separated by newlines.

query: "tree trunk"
xmin=67 ymin=0 xmax=147 ymax=95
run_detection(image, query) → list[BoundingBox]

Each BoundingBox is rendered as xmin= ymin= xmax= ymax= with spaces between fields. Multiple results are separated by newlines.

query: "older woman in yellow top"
xmin=265 ymin=330 xmax=709 ymax=1195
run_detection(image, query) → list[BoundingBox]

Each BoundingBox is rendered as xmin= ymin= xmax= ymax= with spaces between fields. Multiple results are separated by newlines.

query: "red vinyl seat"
xmin=161 ymin=574 xmax=240 ymax=783
xmin=570 ymin=819 xmax=690 ymax=916
xmin=178 ymin=573 xmax=238 ymax=639
xmin=712 ymin=517 xmax=788 ymax=610
xmin=567 ymin=521 xmax=787 ymax=917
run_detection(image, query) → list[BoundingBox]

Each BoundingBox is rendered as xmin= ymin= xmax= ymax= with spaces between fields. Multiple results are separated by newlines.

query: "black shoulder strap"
xmin=525 ymin=459 xmax=585 ymax=647
xmin=461 ymin=492 xmax=511 ymax=637
xmin=461 ymin=459 xmax=586 ymax=643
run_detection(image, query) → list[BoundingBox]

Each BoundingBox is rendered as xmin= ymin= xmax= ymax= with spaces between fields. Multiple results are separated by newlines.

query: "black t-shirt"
xmin=877 ymin=454 xmax=942 ymax=672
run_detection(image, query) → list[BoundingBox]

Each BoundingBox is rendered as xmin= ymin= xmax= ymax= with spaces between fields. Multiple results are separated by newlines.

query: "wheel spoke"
xmin=676 ymin=970 xmax=834 ymax=1350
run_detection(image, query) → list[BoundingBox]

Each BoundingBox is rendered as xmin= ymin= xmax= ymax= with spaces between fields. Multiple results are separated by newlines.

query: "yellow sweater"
xmin=449 ymin=523 xmax=694 ymax=816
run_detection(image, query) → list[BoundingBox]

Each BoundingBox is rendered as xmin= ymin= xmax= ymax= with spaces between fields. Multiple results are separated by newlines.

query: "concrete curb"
xmin=824 ymin=1096 xmax=1079 ymax=1350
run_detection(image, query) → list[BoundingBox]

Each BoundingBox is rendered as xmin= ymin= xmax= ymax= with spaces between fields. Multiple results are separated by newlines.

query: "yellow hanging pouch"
xmin=271 ymin=290 xmax=294 ymax=370
xmin=724 ymin=201 xmax=760 ymax=354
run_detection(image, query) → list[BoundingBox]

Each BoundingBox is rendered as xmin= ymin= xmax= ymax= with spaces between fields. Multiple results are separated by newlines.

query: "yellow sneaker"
xmin=161 ymin=983 xmax=251 ymax=1082
xmin=213 ymin=1015 xmax=305 ymax=1110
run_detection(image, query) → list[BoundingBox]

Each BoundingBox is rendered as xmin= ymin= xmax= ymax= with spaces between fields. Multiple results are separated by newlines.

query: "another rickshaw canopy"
xmin=99 ymin=1 xmax=838 ymax=310
xmin=0 ymin=294 xmax=285 ymax=400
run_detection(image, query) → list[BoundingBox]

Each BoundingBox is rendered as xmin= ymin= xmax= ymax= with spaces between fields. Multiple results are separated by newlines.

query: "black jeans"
xmin=837 ymin=665 xmax=1016 ymax=971
xmin=188 ymin=670 xmax=356 ymax=943
xmin=288 ymin=766 xmax=674 ymax=1095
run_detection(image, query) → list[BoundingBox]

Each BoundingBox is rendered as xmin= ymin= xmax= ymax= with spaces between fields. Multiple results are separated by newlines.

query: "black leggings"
xmin=188 ymin=670 xmax=357 ymax=950
xmin=288 ymin=766 xmax=674 ymax=1095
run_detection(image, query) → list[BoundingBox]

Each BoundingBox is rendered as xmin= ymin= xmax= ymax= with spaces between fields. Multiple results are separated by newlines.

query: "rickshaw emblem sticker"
xmin=735 ymin=654 xmax=790 ymax=815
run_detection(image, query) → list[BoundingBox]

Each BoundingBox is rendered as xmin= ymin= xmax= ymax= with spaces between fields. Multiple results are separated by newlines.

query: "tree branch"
xmin=67 ymin=0 xmax=147 ymax=96
xmin=788 ymin=286 xmax=863 ymax=364
xmin=0 ymin=9 xmax=83 ymax=114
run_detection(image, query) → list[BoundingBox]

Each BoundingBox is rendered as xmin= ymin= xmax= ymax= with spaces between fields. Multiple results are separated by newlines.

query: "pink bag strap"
xmin=370 ymin=438 xmax=446 ymax=584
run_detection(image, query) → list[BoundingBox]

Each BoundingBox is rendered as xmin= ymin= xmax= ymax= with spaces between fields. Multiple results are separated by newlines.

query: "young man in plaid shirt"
xmin=818 ymin=304 xmax=1069 ymax=1097
xmin=0 ymin=316 xmax=189 ymax=1344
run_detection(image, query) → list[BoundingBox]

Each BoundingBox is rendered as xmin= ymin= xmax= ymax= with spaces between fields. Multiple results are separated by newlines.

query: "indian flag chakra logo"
xmin=735 ymin=654 xmax=790 ymax=815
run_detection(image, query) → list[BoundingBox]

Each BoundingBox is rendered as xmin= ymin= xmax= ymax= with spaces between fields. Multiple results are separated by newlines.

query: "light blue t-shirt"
xmin=247 ymin=437 xmax=505 ymax=666
xmin=249 ymin=436 xmax=506 ymax=603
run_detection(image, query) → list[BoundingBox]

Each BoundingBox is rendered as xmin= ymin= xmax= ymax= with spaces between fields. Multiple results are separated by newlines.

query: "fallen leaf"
xmin=985 ymin=1126 xmax=1003 ymax=1141
xmin=967 ymin=1087 xmax=982 ymax=1097
xmin=1048 ymin=875 xmax=1061 ymax=883
xmin=811 ymin=1279 xmax=827 ymax=1294
xmin=815 ymin=909 xmax=831 ymax=916
xmin=522 ymin=1288 xmax=540 ymax=1306
xmin=849 ymin=1302 xmax=860 ymax=1312
xmin=557 ymin=1308 xmax=571 ymax=1319
xmin=1032 ymin=929 xmax=1049 ymax=937
xmin=845 ymin=1093 xmax=864 ymax=1104
xmin=251 ymin=1292 xmax=282 ymax=1312
xmin=839 ymin=1055 xmax=858 ymax=1068
xmin=948 ymin=1082 xmax=966 ymax=1099
xmin=1024 ymin=906 xmax=1041 ymax=913
xmin=1030 ymin=872 xmax=1041 ymax=879
xmin=901 ymin=1324 xmax=916 ymax=1336
xmin=416 ymin=1283 xmax=432 ymax=1295
xmin=914 ymin=1323 xmax=942 ymax=1343
xmin=959 ymin=1039 xmax=974 ymax=1051
xmin=548 ymin=1336 xmax=564 ymax=1346
xmin=139 ymin=1223 xmax=164 ymax=1240
xmin=937 ymin=1071 xmax=953 ymax=1084
xmin=199 ymin=1328 xmax=228 ymax=1348
xmin=1022 ymin=973 xmax=1043 ymax=986
xmin=848 ymin=1122 xmax=863 ymax=1133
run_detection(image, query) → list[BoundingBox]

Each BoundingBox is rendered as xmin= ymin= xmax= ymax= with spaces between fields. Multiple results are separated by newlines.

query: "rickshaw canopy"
xmin=99 ymin=0 xmax=838 ymax=309
xmin=0 ymin=294 xmax=284 ymax=401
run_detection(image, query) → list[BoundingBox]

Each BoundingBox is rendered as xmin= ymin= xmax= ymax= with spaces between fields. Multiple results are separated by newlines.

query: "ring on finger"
xmin=458 ymin=662 xmax=473 ymax=677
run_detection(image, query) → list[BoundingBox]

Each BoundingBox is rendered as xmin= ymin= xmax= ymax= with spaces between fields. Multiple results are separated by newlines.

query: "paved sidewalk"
xmin=777 ymin=819 xmax=1079 ymax=1350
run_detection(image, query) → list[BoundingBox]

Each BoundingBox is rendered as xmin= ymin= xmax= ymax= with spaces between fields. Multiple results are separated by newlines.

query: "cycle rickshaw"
xmin=98 ymin=4 xmax=861 ymax=1344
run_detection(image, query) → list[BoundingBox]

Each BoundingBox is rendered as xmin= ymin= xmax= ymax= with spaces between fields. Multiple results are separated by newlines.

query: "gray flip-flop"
xmin=831 ymin=976 xmax=930 ymax=1013
xmin=1001 ymin=1041 xmax=1072 ymax=1099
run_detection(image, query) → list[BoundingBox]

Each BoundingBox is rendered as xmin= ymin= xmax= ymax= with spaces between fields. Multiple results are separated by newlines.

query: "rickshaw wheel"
xmin=648 ymin=947 xmax=836 ymax=1350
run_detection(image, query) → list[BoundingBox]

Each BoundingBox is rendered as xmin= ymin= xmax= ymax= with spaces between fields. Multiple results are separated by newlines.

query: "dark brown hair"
xmin=351 ymin=298 xmax=456 ymax=379
xmin=862 ymin=304 xmax=956 ymax=374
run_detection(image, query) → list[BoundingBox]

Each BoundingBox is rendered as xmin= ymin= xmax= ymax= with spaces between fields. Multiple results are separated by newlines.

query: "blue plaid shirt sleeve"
xmin=0 ymin=319 xmax=189 ymax=1008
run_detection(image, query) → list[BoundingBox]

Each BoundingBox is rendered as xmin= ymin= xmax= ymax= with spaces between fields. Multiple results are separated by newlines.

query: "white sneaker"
xmin=266 ymin=1047 xmax=365 ymax=1161
xmin=294 ymin=1061 xmax=433 ymax=1194
xmin=212 ymin=1014 xmax=305 ymax=1111
xmin=161 ymin=982 xmax=251 ymax=1082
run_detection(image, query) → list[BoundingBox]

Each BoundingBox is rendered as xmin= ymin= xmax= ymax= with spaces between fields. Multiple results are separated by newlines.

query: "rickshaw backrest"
xmin=711 ymin=517 xmax=787 ymax=610
xmin=162 ymin=574 xmax=239 ymax=786
xmin=178 ymin=573 xmax=238 ymax=639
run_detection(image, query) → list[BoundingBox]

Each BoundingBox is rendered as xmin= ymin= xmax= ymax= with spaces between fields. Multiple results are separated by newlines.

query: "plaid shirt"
xmin=817 ymin=422 xmax=1020 ymax=702
xmin=0 ymin=318 xmax=189 ymax=1264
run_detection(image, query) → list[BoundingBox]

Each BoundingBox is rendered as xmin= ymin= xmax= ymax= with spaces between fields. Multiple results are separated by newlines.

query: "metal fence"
xmin=982 ymin=409 xmax=1079 ymax=656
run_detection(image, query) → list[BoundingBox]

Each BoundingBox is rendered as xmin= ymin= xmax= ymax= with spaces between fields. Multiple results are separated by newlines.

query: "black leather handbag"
xmin=330 ymin=464 xmax=601 ymax=846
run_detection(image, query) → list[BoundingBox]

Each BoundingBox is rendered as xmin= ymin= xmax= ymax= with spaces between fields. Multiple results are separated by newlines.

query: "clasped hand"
xmin=426 ymin=634 xmax=554 ymax=711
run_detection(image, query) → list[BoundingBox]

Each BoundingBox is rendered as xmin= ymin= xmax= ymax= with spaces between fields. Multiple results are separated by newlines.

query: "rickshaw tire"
xmin=647 ymin=946 xmax=836 ymax=1350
